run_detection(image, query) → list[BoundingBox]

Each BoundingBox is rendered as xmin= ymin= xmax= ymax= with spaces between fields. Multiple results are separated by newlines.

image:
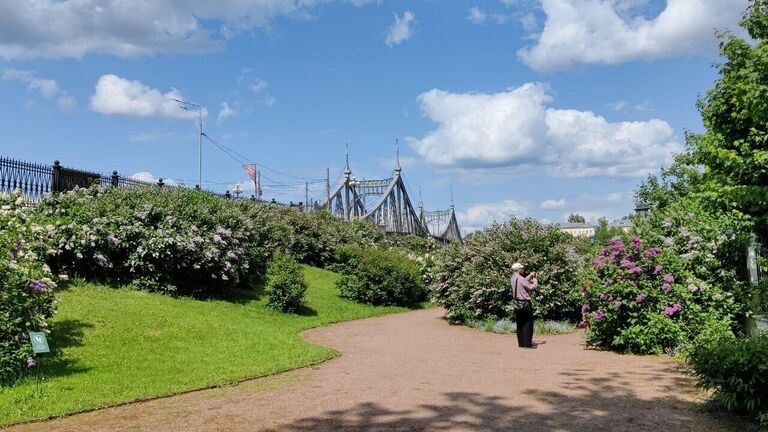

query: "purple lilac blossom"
xmin=643 ymin=247 xmax=662 ymax=258
xmin=599 ymin=293 xmax=609 ymax=301
xmin=630 ymin=236 xmax=643 ymax=249
xmin=577 ymin=320 xmax=588 ymax=328
xmin=687 ymin=283 xmax=699 ymax=292
xmin=582 ymin=304 xmax=591 ymax=314
xmin=594 ymin=256 xmax=606 ymax=268
xmin=636 ymin=293 xmax=646 ymax=303
xmin=29 ymin=280 xmax=47 ymax=293
xmin=653 ymin=265 xmax=664 ymax=275
xmin=592 ymin=311 xmax=606 ymax=320
xmin=620 ymin=259 xmax=635 ymax=269
xmin=662 ymin=283 xmax=671 ymax=294
xmin=26 ymin=357 xmax=36 ymax=368
xmin=614 ymin=300 xmax=622 ymax=309
xmin=630 ymin=266 xmax=643 ymax=275
xmin=663 ymin=273 xmax=674 ymax=283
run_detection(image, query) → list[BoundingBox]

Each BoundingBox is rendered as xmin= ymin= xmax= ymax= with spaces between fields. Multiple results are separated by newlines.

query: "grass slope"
xmin=0 ymin=266 xmax=408 ymax=425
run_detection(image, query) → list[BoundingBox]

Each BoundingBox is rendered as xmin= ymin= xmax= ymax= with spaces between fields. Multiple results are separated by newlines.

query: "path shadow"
xmin=265 ymin=370 xmax=755 ymax=432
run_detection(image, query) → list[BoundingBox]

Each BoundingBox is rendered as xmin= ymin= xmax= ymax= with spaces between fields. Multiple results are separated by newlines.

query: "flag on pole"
xmin=243 ymin=164 xmax=257 ymax=182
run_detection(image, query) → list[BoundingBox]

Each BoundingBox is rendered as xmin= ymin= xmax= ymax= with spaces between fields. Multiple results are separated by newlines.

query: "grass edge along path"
xmin=0 ymin=266 xmax=414 ymax=426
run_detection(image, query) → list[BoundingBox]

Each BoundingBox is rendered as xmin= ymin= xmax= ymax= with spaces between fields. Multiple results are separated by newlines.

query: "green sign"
xmin=28 ymin=331 xmax=50 ymax=354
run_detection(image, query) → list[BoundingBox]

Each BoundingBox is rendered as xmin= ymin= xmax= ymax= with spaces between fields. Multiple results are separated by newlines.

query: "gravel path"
xmin=8 ymin=308 xmax=745 ymax=432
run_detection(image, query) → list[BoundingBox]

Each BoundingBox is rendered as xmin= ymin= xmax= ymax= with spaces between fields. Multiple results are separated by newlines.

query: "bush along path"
xmin=8 ymin=307 xmax=750 ymax=432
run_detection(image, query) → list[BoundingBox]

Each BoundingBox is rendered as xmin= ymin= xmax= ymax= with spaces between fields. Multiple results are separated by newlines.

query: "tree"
xmin=691 ymin=0 xmax=768 ymax=228
xmin=567 ymin=213 xmax=586 ymax=224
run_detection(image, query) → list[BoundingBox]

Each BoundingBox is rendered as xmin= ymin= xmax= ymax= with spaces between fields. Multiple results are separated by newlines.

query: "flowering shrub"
xmin=0 ymin=192 xmax=57 ymax=383
xmin=687 ymin=334 xmax=768 ymax=426
xmin=430 ymin=218 xmax=585 ymax=324
xmin=632 ymin=198 xmax=754 ymax=315
xmin=264 ymin=253 xmax=307 ymax=313
xmin=335 ymin=245 xmax=427 ymax=306
xmin=581 ymin=234 xmax=737 ymax=354
xmin=33 ymin=186 xmax=269 ymax=296
xmin=245 ymin=205 xmax=383 ymax=268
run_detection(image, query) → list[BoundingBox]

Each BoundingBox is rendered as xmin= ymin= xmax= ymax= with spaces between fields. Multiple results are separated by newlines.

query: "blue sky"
xmin=0 ymin=0 xmax=746 ymax=232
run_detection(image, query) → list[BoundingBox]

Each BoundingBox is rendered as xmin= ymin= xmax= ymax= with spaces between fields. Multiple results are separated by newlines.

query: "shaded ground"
xmin=7 ymin=308 xmax=747 ymax=431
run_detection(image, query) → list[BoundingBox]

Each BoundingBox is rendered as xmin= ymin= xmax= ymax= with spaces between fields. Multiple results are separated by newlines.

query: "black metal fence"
xmin=0 ymin=157 xmax=165 ymax=202
xmin=0 ymin=156 xmax=295 ymax=206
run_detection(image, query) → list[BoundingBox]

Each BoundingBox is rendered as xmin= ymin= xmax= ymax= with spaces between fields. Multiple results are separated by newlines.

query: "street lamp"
xmin=233 ymin=183 xmax=243 ymax=198
xmin=171 ymin=98 xmax=204 ymax=188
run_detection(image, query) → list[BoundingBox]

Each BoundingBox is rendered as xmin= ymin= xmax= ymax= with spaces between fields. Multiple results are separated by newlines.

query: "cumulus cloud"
xmin=386 ymin=11 xmax=416 ymax=46
xmin=407 ymin=83 xmax=681 ymax=178
xmin=131 ymin=172 xmax=177 ymax=186
xmin=90 ymin=74 xmax=207 ymax=120
xmin=456 ymin=199 xmax=528 ymax=233
xmin=518 ymin=0 xmax=745 ymax=71
xmin=0 ymin=1 xmax=374 ymax=60
xmin=468 ymin=7 xmax=487 ymax=24
xmin=3 ymin=68 xmax=59 ymax=98
xmin=540 ymin=198 xmax=566 ymax=209
xmin=218 ymin=101 xmax=238 ymax=122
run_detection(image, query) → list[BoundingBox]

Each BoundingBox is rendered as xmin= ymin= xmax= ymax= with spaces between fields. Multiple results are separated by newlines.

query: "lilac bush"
xmin=430 ymin=218 xmax=586 ymax=324
xmin=0 ymin=191 xmax=57 ymax=382
xmin=32 ymin=186 xmax=269 ymax=295
xmin=582 ymin=235 xmax=737 ymax=354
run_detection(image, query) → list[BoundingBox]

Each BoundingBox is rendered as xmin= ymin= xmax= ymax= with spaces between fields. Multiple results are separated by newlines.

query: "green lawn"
xmin=0 ymin=266 xmax=410 ymax=425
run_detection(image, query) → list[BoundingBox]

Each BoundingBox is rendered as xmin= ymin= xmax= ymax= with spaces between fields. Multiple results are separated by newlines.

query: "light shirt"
xmin=511 ymin=273 xmax=537 ymax=300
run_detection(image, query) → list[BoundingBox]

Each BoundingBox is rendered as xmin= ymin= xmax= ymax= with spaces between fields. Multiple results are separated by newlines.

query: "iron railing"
xmin=0 ymin=157 xmax=169 ymax=200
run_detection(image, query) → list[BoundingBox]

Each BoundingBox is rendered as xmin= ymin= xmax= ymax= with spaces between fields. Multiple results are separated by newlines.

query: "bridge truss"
xmin=323 ymin=145 xmax=461 ymax=242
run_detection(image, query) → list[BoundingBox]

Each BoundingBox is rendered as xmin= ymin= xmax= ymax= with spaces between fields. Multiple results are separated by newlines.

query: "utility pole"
xmin=305 ymin=181 xmax=309 ymax=213
xmin=325 ymin=166 xmax=330 ymax=206
xmin=171 ymin=98 xmax=204 ymax=187
xmin=257 ymin=170 xmax=262 ymax=201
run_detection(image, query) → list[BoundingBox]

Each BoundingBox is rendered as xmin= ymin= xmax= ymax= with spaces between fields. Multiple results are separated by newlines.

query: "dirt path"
xmin=7 ymin=308 xmax=744 ymax=432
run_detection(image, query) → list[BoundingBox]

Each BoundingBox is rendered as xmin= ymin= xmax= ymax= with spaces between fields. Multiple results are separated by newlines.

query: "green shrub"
xmin=32 ymin=186 xmax=269 ymax=296
xmin=243 ymin=205 xmax=383 ymax=268
xmin=335 ymin=246 xmax=427 ymax=306
xmin=0 ymin=192 xmax=58 ymax=383
xmin=430 ymin=218 xmax=585 ymax=324
xmin=264 ymin=254 xmax=307 ymax=312
xmin=687 ymin=335 xmax=768 ymax=426
xmin=582 ymin=234 xmax=737 ymax=354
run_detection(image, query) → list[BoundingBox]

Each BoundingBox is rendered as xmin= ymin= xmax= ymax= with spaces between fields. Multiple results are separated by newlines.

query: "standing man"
xmin=511 ymin=262 xmax=537 ymax=348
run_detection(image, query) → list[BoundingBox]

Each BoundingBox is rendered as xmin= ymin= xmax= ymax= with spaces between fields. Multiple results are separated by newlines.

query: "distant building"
xmin=557 ymin=222 xmax=597 ymax=238
xmin=608 ymin=219 xmax=633 ymax=233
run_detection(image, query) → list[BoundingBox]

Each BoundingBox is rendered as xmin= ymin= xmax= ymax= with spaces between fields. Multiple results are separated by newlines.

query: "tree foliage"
xmin=689 ymin=0 xmax=768 ymax=227
xmin=567 ymin=213 xmax=586 ymax=224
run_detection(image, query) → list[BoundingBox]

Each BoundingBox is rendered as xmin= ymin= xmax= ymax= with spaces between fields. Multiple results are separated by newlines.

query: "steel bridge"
xmin=322 ymin=145 xmax=462 ymax=243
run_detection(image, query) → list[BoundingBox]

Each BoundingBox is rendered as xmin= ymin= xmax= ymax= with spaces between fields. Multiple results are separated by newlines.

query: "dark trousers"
xmin=516 ymin=307 xmax=534 ymax=347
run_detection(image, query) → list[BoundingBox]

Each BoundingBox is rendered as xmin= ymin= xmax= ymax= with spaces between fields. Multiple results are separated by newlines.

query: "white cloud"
xmin=468 ymin=7 xmax=487 ymax=24
xmin=386 ymin=11 xmax=416 ymax=46
xmin=130 ymin=172 xmax=177 ymax=186
xmin=90 ymin=74 xmax=207 ymax=120
xmin=262 ymin=95 xmax=276 ymax=106
xmin=248 ymin=79 xmax=268 ymax=93
xmin=0 ymin=1 xmax=375 ymax=60
xmin=407 ymin=83 xmax=681 ymax=178
xmin=2 ymin=68 xmax=59 ymax=98
xmin=518 ymin=0 xmax=746 ymax=71
xmin=457 ymin=199 xmax=528 ymax=233
xmin=518 ymin=12 xmax=537 ymax=31
xmin=56 ymin=95 xmax=77 ymax=112
xmin=218 ymin=101 xmax=238 ymax=122
xmin=540 ymin=198 xmax=566 ymax=209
